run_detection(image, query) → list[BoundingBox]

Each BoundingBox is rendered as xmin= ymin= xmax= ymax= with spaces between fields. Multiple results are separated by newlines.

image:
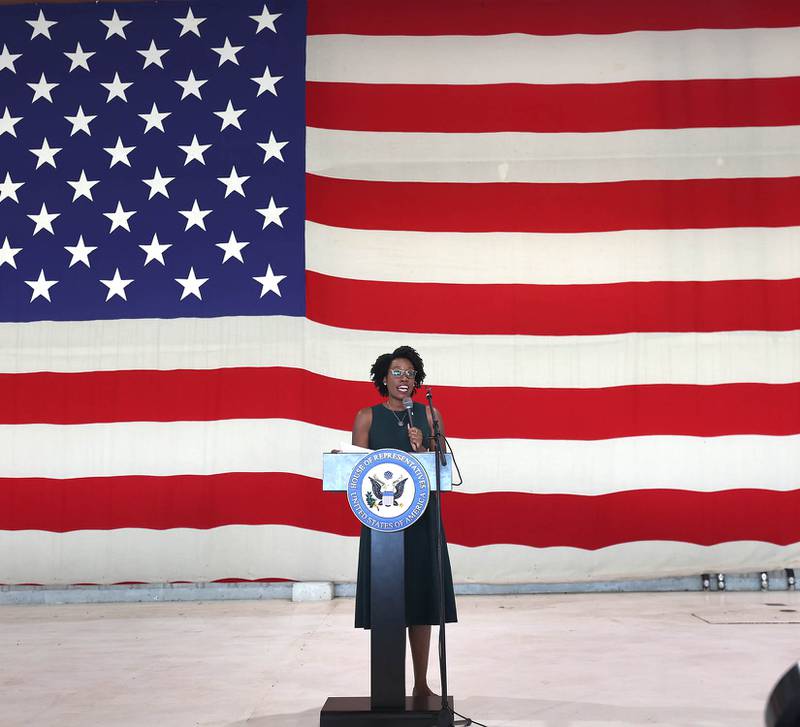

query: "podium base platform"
xmin=320 ymin=696 xmax=454 ymax=726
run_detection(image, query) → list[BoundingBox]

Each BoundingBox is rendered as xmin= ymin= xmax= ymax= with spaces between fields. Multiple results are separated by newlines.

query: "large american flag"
xmin=2 ymin=0 xmax=800 ymax=585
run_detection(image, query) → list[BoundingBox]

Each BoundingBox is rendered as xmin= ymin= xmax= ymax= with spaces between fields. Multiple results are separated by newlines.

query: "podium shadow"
xmin=455 ymin=695 xmax=759 ymax=726
xmin=231 ymin=707 xmax=320 ymax=726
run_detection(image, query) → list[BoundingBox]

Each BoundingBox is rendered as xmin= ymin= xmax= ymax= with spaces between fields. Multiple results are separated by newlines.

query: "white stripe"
xmin=3 ymin=419 xmax=800 ymax=494
xmin=1 ymin=525 xmax=798 ymax=584
xmin=307 ymin=223 xmax=800 ymax=285
xmin=449 ymin=539 xmax=800 ymax=584
xmin=307 ymin=29 xmax=800 ymax=84
xmin=453 ymin=434 xmax=800 ymax=495
xmin=2 ymin=317 xmax=800 ymax=387
xmin=307 ymin=127 xmax=800 ymax=183
xmin=0 ymin=419 xmax=334 ymax=480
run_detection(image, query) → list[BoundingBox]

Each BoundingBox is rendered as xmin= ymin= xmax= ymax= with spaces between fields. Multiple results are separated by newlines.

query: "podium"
xmin=320 ymin=451 xmax=455 ymax=726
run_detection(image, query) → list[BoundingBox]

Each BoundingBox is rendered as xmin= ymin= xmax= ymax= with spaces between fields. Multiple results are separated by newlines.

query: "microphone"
xmin=402 ymin=397 xmax=414 ymax=428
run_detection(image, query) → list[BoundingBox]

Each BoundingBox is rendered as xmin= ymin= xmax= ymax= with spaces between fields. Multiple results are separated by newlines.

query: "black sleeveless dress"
xmin=354 ymin=402 xmax=458 ymax=628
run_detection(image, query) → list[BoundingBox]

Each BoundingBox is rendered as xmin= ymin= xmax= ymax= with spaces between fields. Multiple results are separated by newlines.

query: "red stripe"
xmin=3 ymin=368 xmax=800 ymax=439
xmin=0 ymin=474 xmax=354 ymax=536
xmin=308 ymin=0 xmax=800 ymax=35
xmin=307 ymin=271 xmax=800 ymax=336
xmin=447 ymin=488 xmax=800 ymax=549
xmin=2 ymin=473 xmax=798 ymax=548
xmin=36 ymin=578 xmax=295 ymax=587
xmin=306 ymin=174 xmax=800 ymax=233
xmin=307 ymin=78 xmax=800 ymax=133
xmin=0 ymin=367 xmax=371 ymax=427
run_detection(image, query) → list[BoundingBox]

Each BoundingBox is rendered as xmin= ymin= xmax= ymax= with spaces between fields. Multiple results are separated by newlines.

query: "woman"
xmin=352 ymin=345 xmax=457 ymax=697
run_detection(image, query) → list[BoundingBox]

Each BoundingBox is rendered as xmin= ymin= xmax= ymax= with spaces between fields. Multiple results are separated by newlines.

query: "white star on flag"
xmin=100 ymin=10 xmax=132 ymax=40
xmin=103 ymin=137 xmax=136 ymax=167
xmin=64 ymin=105 xmax=96 ymax=136
xmin=30 ymin=138 xmax=62 ymax=169
xmin=175 ymin=267 xmax=208 ymax=300
xmin=27 ymin=203 xmax=60 ymax=235
xmin=212 ymin=37 xmax=244 ymax=66
xmin=175 ymin=8 xmax=206 ymax=37
xmin=251 ymin=65 xmax=283 ymax=97
xmin=138 ymin=102 xmax=171 ymax=133
xmin=100 ymin=268 xmax=134 ymax=301
xmin=138 ymin=40 xmax=170 ymax=69
xmin=64 ymin=42 xmax=94 ymax=72
xmin=0 ymin=172 xmax=24 ymax=203
xmin=64 ymin=235 xmax=97 ymax=268
xmin=214 ymin=101 xmax=246 ymax=131
xmin=175 ymin=70 xmax=207 ymax=100
xmin=103 ymin=201 xmax=136 ymax=232
xmin=27 ymin=10 xmax=57 ymax=40
xmin=0 ymin=44 xmax=22 ymax=73
xmin=25 ymin=270 xmax=58 ymax=302
xmin=27 ymin=73 xmax=59 ymax=103
xmin=178 ymin=199 xmax=212 ymax=231
xmin=142 ymin=167 xmax=175 ymax=199
xmin=216 ymin=231 xmax=250 ymax=263
xmin=217 ymin=166 xmax=250 ymax=197
xmin=256 ymin=196 xmax=288 ymax=228
xmin=67 ymin=170 xmax=100 ymax=202
xmin=253 ymin=264 xmax=286 ymax=297
xmin=101 ymin=72 xmax=132 ymax=102
xmin=250 ymin=4 xmax=281 ymax=34
xmin=0 ymin=237 xmax=22 ymax=268
xmin=139 ymin=233 xmax=172 ymax=265
xmin=0 ymin=107 xmax=22 ymax=137
xmin=178 ymin=134 xmax=211 ymax=165
xmin=258 ymin=131 xmax=288 ymax=163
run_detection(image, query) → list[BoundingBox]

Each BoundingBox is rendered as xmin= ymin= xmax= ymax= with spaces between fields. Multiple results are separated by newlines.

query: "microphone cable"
xmin=446 ymin=703 xmax=490 ymax=727
xmin=442 ymin=434 xmax=463 ymax=486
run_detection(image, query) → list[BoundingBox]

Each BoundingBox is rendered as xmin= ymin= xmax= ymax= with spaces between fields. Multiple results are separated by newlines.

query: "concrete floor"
xmin=1 ymin=591 xmax=799 ymax=726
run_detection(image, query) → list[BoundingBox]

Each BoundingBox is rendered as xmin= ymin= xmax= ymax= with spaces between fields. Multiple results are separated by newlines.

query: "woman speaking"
xmin=351 ymin=345 xmax=458 ymax=697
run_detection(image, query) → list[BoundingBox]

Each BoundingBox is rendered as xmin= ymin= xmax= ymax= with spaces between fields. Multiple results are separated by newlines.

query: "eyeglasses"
xmin=389 ymin=369 xmax=417 ymax=380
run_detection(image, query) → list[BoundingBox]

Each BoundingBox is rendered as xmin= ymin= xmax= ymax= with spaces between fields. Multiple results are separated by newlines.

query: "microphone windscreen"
xmin=402 ymin=397 xmax=414 ymax=412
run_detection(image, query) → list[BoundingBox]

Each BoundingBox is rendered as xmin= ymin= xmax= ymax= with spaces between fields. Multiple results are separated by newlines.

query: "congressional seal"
xmin=347 ymin=448 xmax=430 ymax=532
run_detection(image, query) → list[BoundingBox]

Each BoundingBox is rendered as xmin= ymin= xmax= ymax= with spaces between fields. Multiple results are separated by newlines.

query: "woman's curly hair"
xmin=370 ymin=346 xmax=426 ymax=397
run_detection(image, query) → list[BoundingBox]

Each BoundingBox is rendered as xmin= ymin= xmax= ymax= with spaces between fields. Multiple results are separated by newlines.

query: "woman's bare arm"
xmin=352 ymin=407 xmax=372 ymax=448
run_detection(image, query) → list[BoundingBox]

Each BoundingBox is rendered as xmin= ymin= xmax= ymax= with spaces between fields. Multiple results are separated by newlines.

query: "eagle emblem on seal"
xmin=367 ymin=471 xmax=408 ymax=509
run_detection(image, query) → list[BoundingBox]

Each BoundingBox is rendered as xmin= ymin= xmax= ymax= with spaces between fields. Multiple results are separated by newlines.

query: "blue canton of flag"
xmin=0 ymin=0 xmax=305 ymax=322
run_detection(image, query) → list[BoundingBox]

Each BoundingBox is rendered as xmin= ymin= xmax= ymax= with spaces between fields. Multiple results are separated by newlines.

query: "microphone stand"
xmin=426 ymin=389 xmax=470 ymax=727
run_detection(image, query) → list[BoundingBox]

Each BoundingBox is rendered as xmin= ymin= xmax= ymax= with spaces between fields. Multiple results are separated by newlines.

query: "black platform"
xmin=320 ymin=695 xmax=453 ymax=726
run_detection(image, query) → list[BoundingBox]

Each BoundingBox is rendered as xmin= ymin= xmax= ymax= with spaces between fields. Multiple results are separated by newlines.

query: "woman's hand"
xmin=408 ymin=426 xmax=425 ymax=452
